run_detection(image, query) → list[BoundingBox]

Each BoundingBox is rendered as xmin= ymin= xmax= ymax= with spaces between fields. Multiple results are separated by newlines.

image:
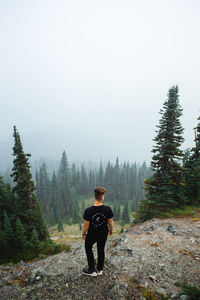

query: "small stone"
xmin=157 ymin=288 xmax=167 ymax=296
xmin=167 ymin=224 xmax=177 ymax=233
xmin=36 ymin=276 xmax=41 ymax=281
xmin=149 ymin=275 xmax=157 ymax=282
xmin=170 ymin=294 xmax=179 ymax=299
xmin=145 ymin=281 xmax=149 ymax=288
xmin=150 ymin=224 xmax=156 ymax=230
xmin=179 ymin=295 xmax=190 ymax=300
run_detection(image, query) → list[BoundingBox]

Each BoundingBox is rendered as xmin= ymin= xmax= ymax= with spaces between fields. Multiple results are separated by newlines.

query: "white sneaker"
xmin=82 ymin=267 xmax=97 ymax=277
xmin=97 ymin=270 xmax=103 ymax=276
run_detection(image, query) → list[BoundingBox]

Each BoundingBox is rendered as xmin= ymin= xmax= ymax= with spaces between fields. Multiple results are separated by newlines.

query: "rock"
xmin=149 ymin=275 xmax=157 ymax=282
xmin=36 ymin=276 xmax=41 ymax=281
xmin=167 ymin=224 xmax=177 ymax=233
xmin=29 ymin=266 xmax=52 ymax=282
xmin=150 ymin=224 xmax=156 ymax=231
xmin=179 ymin=295 xmax=190 ymax=300
xmin=170 ymin=294 xmax=179 ymax=299
xmin=157 ymin=287 xmax=167 ymax=296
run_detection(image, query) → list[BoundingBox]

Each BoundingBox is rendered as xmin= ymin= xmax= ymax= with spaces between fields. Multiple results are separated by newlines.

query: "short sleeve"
xmin=107 ymin=206 xmax=114 ymax=219
xmin=83 ymin=209 xmax=90 ymax=221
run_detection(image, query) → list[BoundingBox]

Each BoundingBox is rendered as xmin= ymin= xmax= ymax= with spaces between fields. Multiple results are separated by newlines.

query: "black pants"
xmin=85 ymin=233 xmax=107 ymax=271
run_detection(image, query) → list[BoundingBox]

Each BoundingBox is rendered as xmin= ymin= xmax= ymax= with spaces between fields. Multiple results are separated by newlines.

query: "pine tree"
xmin=113 ymin=200 xmax=117 ymax=220
xmin=104 ymin=161 xmax=113 ymax=201
xmin=122 ymin=201 xmax=130 ymax=224
xmin=30 ymin=228 xmax=40 ymax=253
xmin=10 ymin=126 xmax=49 ymax=241
xmin=3 ymin=211 xmax=14 ymax=249
xmin=184 ymin=116 xmax=200 ymax=204
xmin=50 ymin=172 xmax=62 ymax=223
xmin=98 ymin=163 xmax=104 ymax=186
xmin=58 ymin=218 xmax=64 ymax=232
xmin=38 ymin=163 xmax=51 ymax=220
xmin=72 ymin=198 xmax=80 ymax=223
xmin=116 ymin=202 xmax=121 ymax=220
xmin=16 ymin=217 xmax=26 ymax=248
xmin=144 ymin=86 xmax=184 ymax=215
xmin=58 ymin=151 xmax=73 ymax=216
xmin=0 ymin=177 xmax=14 ymax=228
xmin=0 ymin=221 xmax=4 ymax=247
xmin=114 ymin=157 xmax=121 ymax=202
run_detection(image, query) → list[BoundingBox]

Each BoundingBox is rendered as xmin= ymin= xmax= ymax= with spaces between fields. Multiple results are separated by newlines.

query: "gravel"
xmin=0 ymin=217 xmax=199 ymax=299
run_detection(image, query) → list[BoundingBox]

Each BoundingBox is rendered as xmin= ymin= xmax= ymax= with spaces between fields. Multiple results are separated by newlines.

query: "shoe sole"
xmin=97 ymin=272 xmax=103 ymax=276
xmin=82 ymin=272 xmax=97 ymax=277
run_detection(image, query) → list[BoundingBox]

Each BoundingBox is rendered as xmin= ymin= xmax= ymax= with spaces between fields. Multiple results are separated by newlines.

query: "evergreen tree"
xmin=144 ymin=86 xmax=184 ymax=215
xmin=184 ymin=116 xmax=200 ymax=204
xmin=3 ymin=211 xmax=14 ymax=249
xmin=58 ymin=151 xmax=73 ymax=216
xmin=50 ymin=172 xmax=62 ymax=223
xmin=88 ymin=169 xmax=95 ymax=194
xmin=122 ymin=201 xmax=130 ymax=223
xmin=10 ymin=126 xmax=49 ymax=241
xmin=116 ymin=202 xmax=121 ymax=221
xmin=72 ymin=198 xmax=80 ymax=223
xmin=30 ymin=228 xmax=40 ymax=253
xmin=80 ymin=165 xmax=89 ymax=195
xmin=16 ymin=217 xmax=26 ymax=248
xmin=104 ymin=161 xmax=113 ymax=201
xmin=98 ymin=163 xmax=104 ymax=186
xmin=114 ymin=157 xmax=121 ymax=202
xmin=0 ymin=177 xmax=14 ymax=227
xmin=38 ymin=163 xmax=51 ymax=219
xmin=0 ymin=221 xmax=4 ymax=247
xmin=113 ymin=200 xmax=117 ymax=220
xmin=58 ymin=218 xmax=64 ymax=232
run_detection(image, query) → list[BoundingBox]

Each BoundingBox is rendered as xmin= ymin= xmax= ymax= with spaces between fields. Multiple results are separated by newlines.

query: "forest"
xmin=0 ymin=85 xmax=200 ymax=263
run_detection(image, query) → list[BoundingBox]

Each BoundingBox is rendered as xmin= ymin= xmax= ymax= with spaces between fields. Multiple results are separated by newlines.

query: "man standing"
xmin=82 ymin=187 xmax=114 ymax=277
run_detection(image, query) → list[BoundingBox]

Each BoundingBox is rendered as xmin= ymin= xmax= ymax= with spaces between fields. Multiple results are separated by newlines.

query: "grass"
xmin=174 ymin=282 xmax=200 ymax=300
xmin=49 ymin=221 xmax=131 ymax=244
xmin=156 ymin=206 xmax=200 ymax=219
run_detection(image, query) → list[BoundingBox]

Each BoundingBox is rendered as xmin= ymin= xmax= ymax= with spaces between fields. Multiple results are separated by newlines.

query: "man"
xmin=82 ymin=187 xmax=114 ymax=277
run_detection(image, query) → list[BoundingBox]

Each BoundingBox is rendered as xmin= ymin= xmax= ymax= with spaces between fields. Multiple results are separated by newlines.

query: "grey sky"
xmin=0 ymin=0 xmax=200 ymax=166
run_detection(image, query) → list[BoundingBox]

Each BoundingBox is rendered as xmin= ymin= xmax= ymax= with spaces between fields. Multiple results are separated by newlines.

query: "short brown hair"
xmin=94 ymin=186 xmax=107 ymax=200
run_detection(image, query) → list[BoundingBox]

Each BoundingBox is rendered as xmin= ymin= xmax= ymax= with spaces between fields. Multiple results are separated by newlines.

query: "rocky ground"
xmin=0 ymin=217 xmax=200 ymax=300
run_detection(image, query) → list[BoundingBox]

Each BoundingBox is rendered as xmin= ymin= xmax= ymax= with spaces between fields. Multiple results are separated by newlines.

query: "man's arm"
xmin=108 ymin=218 xmax=114 ymax=235
xmin=82 ymin=220 xmax=90 ymax=239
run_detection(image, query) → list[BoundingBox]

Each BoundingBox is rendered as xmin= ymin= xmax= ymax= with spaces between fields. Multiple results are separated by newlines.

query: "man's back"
xmin=84 ymin=205 xmax=113 ymax=236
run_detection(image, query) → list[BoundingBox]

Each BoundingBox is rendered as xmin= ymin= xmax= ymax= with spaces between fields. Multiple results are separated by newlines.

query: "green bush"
xmin=181 ymin=283 xmax=200 ymax=300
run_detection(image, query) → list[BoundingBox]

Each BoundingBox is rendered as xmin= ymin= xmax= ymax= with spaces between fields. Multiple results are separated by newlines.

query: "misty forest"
xmin=0 ymin=85 xmax=200 ymax=264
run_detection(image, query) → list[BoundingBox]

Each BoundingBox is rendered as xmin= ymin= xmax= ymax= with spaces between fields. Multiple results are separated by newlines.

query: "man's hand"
xmin=82 ymin=220 xmax=90 ymax=240
xmin=82 ymin=234 xmax=86 ymax=240
xmin=108 ymin=218 xmax=114 ymax=236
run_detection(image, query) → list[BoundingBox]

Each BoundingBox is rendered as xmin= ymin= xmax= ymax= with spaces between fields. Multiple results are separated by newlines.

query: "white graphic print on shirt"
xmin=91 ymin=212 xmax=107 ymax=228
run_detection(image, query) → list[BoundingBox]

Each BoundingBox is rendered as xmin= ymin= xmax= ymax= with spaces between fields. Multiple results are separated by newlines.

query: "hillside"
xmin=0 ymin=217 xmax=200 ymax=300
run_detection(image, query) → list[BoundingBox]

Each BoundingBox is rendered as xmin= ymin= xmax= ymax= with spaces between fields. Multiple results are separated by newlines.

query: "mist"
xmin=1 ymin=0 xmax=200 ymax=171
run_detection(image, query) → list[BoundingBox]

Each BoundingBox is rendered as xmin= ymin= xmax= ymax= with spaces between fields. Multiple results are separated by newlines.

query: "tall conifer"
xmin=184 ymin=116 xmax=200 ymax=204
xmin=144 ymin=86 xmax=184 ymax=215
xmin=10 ymin=126 xmax=48 ymax=240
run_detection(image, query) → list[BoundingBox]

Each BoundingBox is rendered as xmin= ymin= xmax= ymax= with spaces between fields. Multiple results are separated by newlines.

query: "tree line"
xmin=35 ymin=154 xmax=152 ymax=225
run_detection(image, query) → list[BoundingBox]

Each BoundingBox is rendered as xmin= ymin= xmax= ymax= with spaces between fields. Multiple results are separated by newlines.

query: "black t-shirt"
xmin=83 ymin=205 xmax=113 ymax=236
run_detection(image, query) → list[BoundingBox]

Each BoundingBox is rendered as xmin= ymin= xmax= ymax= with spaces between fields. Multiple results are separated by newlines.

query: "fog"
xmin=0 ymin=0 xmax=200 ymax=170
